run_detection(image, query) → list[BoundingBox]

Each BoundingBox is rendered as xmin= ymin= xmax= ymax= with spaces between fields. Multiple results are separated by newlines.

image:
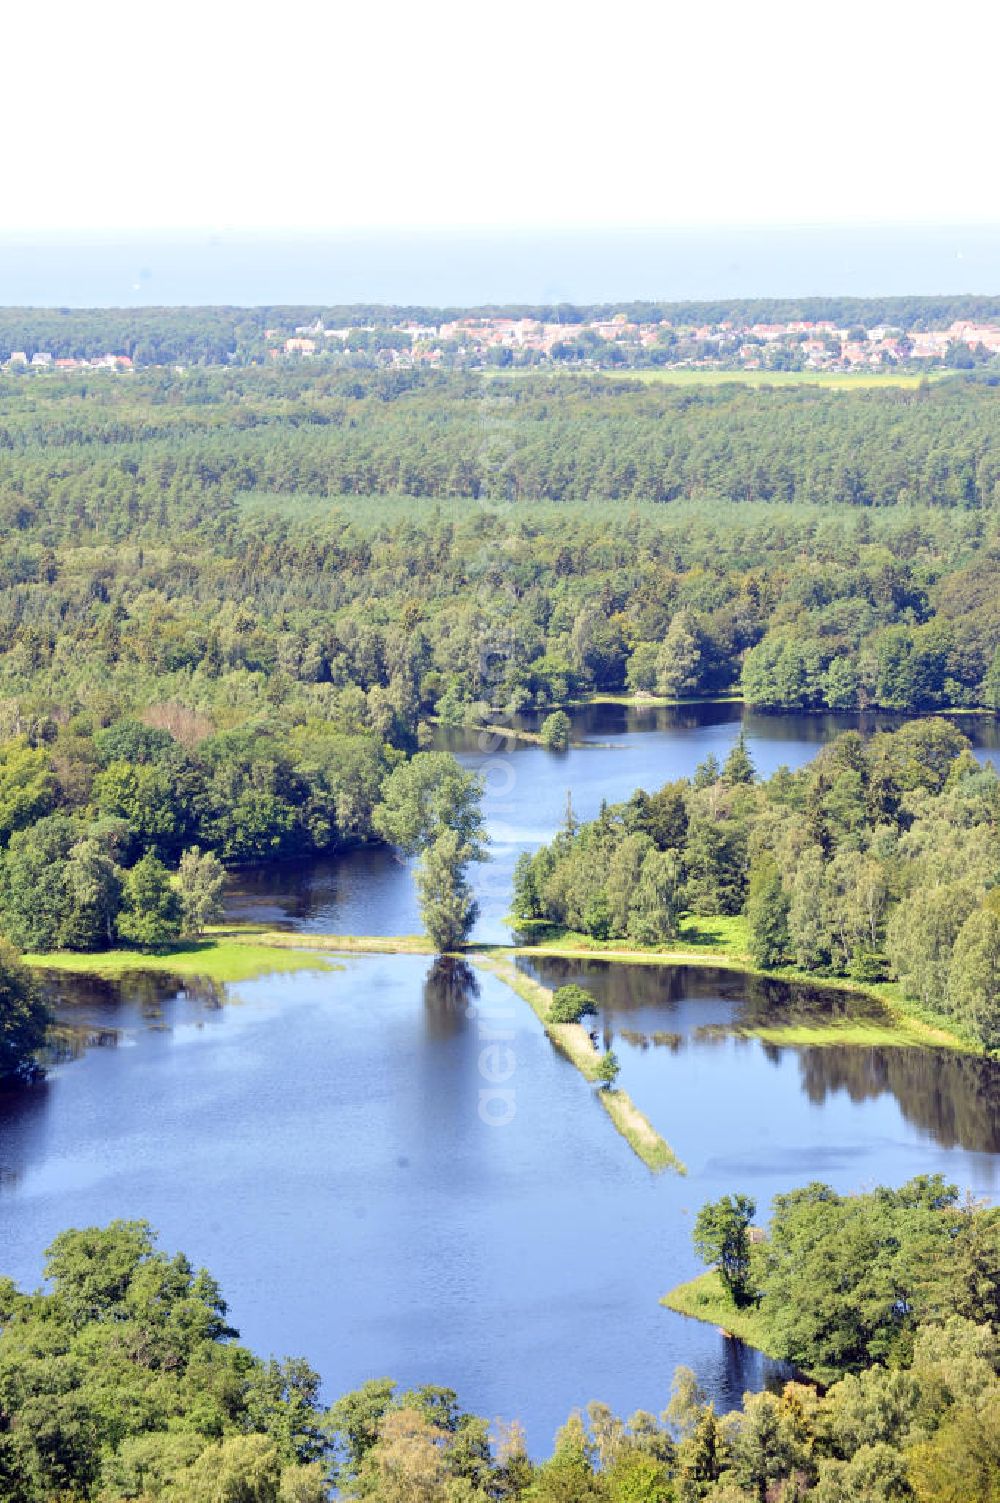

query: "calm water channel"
xmin=2 ymin=703 xmax=1000 ymax=1452
xmin=227 ymin=702 xmax=1000 ymax=944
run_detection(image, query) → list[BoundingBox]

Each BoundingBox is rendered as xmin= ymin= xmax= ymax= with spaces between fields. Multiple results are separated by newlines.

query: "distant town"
xmin=272 ymin=313 xmax=1000 ymax=373
xmin=270 ymin=312 xmax=1000 ymax=374
xmin=3 ymin=350 xmax=134 ymax=371
xmin=4 ymin=304 xmax=1000 ymax=375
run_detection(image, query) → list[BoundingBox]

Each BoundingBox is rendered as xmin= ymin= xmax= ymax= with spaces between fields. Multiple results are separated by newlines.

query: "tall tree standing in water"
xmin=415 ymin=830 xmax=480 ymax=951
xmin=374 ymin=752 xmax=487 ymax=952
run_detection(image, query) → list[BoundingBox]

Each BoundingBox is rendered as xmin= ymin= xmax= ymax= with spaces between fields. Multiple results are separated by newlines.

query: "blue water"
xmin=3 ymin=955 xmax=998 ymax=1453
xmin=1 ymin=224 xmax=998 ymax=305
xmin=6 ymin=705 xmax=1000 ymax=1451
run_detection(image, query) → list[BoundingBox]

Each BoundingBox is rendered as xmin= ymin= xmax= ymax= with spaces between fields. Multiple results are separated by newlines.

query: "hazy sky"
xmin=7 ymin=0 xmax=998 ymax=233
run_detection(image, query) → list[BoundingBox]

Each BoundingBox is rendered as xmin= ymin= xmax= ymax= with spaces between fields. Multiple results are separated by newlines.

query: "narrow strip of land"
xmin=474 ymin=952 xmax=686 ymax=1173
xmin=600 ymin=1089 xmax=686 ymax=1174
xmin=473 ymin=953 xmax=604 ymax=1079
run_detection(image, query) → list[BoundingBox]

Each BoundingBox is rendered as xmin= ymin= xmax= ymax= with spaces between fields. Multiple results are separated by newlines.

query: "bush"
xmin=539 ymin=711 xmax=571 ymax=752
xmin=849 ymin=948 xmax=890 ymax=984
xmin=549 ymin=984 xmax=597 ymax=1024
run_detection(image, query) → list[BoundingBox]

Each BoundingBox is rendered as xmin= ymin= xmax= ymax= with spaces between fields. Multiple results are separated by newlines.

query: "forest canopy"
xmin=0 ymin=369 xmax=999 ymax=729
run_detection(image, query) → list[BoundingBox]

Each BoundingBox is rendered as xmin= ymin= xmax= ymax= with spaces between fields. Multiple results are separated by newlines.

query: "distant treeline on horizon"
xmin=2 ymin=295 xmax=1000 ymax=363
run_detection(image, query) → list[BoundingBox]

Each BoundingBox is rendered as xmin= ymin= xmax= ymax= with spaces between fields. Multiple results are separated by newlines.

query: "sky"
xmin=5 ymin=0 xmax=999 ymax=235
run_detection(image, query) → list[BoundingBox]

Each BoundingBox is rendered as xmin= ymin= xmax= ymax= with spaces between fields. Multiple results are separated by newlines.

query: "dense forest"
xmin=1 ymin=369 xmax=1000 ymax=730
xmin=2 ymin=1193 xmax=998 ymax=1502
xmin=0 ymin=365 xmax=998 ymax=1005
xmin=513 ymin=719 xmax=1000 ymax=1049
xmin=3 ymin=296 xmax=1000 ymax=363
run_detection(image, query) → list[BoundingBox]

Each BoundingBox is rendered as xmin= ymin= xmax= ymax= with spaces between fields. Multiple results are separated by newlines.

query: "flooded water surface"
xmin=3 ymin=703 xmax=1000 ymax=1450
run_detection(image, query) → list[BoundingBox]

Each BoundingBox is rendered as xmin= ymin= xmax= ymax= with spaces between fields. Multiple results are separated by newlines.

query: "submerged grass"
xmin=24 ymin=938 xmax=338 ymax=983
xmin=745 ymin=1017 xmax=948 ymax=1050
xmin=430 ymin=715 xmax=545 ymax=746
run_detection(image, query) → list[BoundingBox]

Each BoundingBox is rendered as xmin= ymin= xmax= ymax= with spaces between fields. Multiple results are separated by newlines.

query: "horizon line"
xmin=1 ymin=220 xmax=999 ymax=241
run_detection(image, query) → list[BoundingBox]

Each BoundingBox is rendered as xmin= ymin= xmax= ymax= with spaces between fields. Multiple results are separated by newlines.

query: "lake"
xmin=2 ymin=954 xmax=998 ymax=1453
xmin=227 ymin=701 xmax=1000 ymax=944
xmin=3 ymin=701 xmax=1000 ymax=1453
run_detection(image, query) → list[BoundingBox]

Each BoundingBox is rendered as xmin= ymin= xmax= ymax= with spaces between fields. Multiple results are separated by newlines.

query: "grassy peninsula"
xmin=23 ymin=936 xmax=339 ymax=984
xmin=661 ymin=1270 xmax=781 ymax=1357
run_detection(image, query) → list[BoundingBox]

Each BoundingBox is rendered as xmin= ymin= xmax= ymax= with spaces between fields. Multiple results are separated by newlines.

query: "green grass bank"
xmin=660 ymin=1271 xmax=783 ymax=1359
xmin=24 ymin=937 xmax=339 ymax=984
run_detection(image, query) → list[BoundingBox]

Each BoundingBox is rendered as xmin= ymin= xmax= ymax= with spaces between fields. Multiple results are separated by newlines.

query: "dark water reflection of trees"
xmin=36 ymin=971 xmax=227 ymax=1063
xmin=793 ymin=1045 xmax=1000 ymax=1154
xmin=522 ymin=956 xmax=1000 ymax=1156
xmin=522 ymin=957 xmax=887 ymax=1027
xmin=422 ymin=957 xmax=481 ymax=1038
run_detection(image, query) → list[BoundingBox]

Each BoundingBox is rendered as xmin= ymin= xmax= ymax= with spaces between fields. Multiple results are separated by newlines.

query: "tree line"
xmin=0 ymin=714 xmax=395 ymax=951
xmin=0 ymin=707 xmax=485 ymax=957
xmin=513 ymin=719 xmax=1000 ymax=1049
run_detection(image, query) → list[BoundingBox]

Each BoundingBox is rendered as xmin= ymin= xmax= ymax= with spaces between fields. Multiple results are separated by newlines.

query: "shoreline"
xmin=26 ymin=924 xmax=978 ymax=1055
xmin=438 ymin=691 xmax=1000 ymax=720
xmin=660 ymin=1271 xmax=788 ymax=1367
xmin=23 ymin=936 xmax=341 ymax=984
xmin=575 ymin=692 xmax=1000 ymax=719
xmin=509 ymin=923 xmax=977 ymax=1054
